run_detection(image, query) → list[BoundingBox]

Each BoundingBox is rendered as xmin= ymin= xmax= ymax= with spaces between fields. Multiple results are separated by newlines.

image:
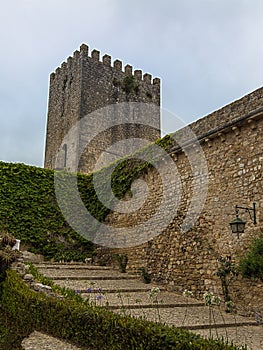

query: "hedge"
xmin=1 ymin=270 xmax=246 ymax=350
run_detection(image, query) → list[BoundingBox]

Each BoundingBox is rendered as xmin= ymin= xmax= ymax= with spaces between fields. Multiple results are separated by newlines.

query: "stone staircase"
xmin=23 ymin=262 xmax=263 ymax=350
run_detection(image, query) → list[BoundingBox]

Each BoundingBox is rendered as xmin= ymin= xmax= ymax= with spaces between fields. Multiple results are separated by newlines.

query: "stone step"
xmin=81 ymin=290 xmax=204 ymax=307
xmin=182 ymin=321 xmax=259 ymax=330
xmin=103 ymin=302 xmax=205 ymax=310
xmin=51 ymin=277 xmax=156 ymax=292
xmin=51 ymin=275 xmax=138 ymax=281
xmin=35 ymin=263 xmax=111 ymax=270
xmin=35 ymin=262 xmax=91 ymax=265
xmin=195 ymin=325 xmax=262 ymax=349
xmin=54 ymin=280 xmax=164 ymax=294
xmin=111 ymin=305 xmax=258 ymax=329
xmin=37 ymin=268 xmax=138 ymax=279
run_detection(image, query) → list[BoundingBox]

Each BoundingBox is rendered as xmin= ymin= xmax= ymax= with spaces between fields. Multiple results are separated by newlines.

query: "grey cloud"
xmin=0 ymin=0 xmax=263 ymax=166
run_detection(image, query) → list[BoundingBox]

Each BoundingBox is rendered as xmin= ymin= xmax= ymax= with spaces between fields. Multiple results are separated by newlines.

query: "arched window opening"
xmin=62 ymin=144 xmax=67 ymax=168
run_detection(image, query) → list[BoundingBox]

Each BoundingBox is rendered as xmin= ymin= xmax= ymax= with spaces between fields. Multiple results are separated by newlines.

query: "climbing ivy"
xmin=0 ymin=134 xmax=176 ymax=260
xmin=0 ymin=162 xmax=93 ymax=260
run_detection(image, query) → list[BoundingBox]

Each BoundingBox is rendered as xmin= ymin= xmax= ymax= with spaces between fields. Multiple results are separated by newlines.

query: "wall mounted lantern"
xmin=229 ymin=203 xmax=257 ymax=238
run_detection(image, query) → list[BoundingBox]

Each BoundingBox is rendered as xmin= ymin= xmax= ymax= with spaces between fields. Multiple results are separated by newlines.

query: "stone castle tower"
xmin=44 ymin=44 xmax=160 ymax=173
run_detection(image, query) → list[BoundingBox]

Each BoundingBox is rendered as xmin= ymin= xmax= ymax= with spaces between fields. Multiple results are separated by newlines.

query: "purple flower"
xmin=75 ymin=290 xmax=80 ymax=294
xmin=87 ymin=287 xmax=92 ymax=293
xmin=98 ymin=287 xmax=102 ymax=293
xmin=96 ymin=294 xmax=103 ymax=301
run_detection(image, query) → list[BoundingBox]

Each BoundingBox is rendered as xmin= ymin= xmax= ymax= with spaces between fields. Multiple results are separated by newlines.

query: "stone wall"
xmin=44 ymin=44 xmax=160 ymax=173
xmin=103 ymin=89 xmax=263 ymax=315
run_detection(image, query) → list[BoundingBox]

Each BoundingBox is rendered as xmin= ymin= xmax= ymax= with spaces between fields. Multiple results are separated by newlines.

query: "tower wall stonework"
xmin=44 ymin=44 xmax=161 ymax=173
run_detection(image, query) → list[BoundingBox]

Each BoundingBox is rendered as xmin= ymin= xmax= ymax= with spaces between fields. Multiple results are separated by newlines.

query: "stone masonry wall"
xmin=103 ymin=89 xmax=263 ymax=315
xmin=44 ymin=44 xmax=160 ymax=173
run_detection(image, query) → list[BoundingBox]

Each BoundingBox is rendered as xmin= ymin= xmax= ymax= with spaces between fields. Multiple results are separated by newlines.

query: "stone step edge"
xmin=34 ymin=262 xmax=89 ymax=265
xmin=51 ymin=276 xmax=139 ymax=281
xmin=36 ymin=265 xmax=112 ymax=270
xmin=75 ymin=288 xmax=166 ymax=293
xmin=180 ymin=321 xmax=259 ymax=330
xmin=102 ymin=302 xmax=205 ymax=310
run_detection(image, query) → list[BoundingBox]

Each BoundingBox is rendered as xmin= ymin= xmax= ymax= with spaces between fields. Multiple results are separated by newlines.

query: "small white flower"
xmin=149 ymin=286 xmax=160 ymax=298
xmin=203 ymin=292 xmax=214 ymax=306
xmin=225 ymin=300 xmax=234 ymax=307
xmin=183 ymin=289 xmax=193 ymax=298
xmin=212 ymin=295 xmax=221 ymax=306
xmin=203 ymin=292 xmax=221 ymax=306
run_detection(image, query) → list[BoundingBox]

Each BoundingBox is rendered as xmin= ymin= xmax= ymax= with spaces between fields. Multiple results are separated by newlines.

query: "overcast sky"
xmin=1 ymin=0 xmax=263 ymax=167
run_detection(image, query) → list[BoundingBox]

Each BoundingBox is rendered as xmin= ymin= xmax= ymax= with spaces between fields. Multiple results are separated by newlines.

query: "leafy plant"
xmin=122 ymin=75 xmax=139 ymax=94
xmin=216 ymin=256 xmax=238 ymax=306
xmin=113 ymin=253 xmax=128 ymax=273
xmin=239 ymin=236 xmax=263 ymax=281
xmin=139 ymin=267 xmax=151 ymax=283
xmin=149 ymin=287 xmax=161 ymax=323
xmin=112 ymin=77 xmax=121 ymax=87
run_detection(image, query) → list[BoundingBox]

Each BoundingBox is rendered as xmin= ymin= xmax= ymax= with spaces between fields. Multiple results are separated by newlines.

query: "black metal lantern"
xmin=229 ymin=216 xmax=246 ymax=238
xmin=230 ymin=203 xmax=256 ymax=238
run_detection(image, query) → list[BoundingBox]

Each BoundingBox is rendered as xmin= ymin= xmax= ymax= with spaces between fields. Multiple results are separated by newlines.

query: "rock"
xmin=22 ymin=251 xmax=44 ymax=263
xmin=85 ymin=257 xmax=92 ymax=264
xmin=32 ymin=283 xmax=52 ymax=293
xmin=24 ymin=274 xmax=34 ymax=282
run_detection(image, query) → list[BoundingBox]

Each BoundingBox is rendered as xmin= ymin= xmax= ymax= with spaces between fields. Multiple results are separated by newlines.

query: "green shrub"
xmin=239 ymin=236 xmax=263 ymax=280
xmin=113 ymin=253 xmax=128 ymax=273
xmin=139 ymin=267 xmax=151 ymax=284
xmin=1 ymin=270 xmax=246 ymax=350
xmin=122 ymin=75 xmax=139 ymax=94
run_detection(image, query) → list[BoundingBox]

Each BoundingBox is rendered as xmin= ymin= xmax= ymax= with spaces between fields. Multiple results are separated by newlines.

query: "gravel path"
xmin=21 ymin=331 xmax=87 ymax=350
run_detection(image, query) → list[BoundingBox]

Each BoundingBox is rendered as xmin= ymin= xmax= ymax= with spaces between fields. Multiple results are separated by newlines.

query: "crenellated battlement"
xmin=50 ymin=43 xmax=160 ymax=86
